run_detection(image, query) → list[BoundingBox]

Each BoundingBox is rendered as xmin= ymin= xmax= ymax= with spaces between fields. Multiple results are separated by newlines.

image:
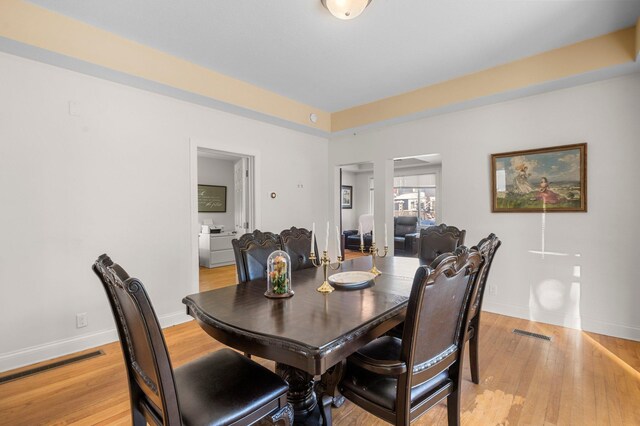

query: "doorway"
xmin=391 ymin=154 xmax=441 ymax=256
xmin=195 ymin=148 xmax=255 ymax=292
xmin=339 ymin=161 xmax=374 ymax=260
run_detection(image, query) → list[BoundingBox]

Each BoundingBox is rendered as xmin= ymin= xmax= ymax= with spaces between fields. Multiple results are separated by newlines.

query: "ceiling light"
xmin=321 ymin=0 xmax=371 ymax=20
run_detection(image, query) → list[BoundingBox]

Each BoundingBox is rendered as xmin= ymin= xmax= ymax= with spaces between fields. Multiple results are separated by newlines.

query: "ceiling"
xmin=25 ymin=1 xmax=640 ymax=113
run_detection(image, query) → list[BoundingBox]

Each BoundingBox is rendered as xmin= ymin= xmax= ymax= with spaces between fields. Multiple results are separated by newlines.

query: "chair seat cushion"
xmin=342 ymin=337 xmax=450 ymax=411
xmin=175 ymin=349 xmax=288 ymax=426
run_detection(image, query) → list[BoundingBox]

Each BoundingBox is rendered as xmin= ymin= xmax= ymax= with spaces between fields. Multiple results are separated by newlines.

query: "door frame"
xmin=189 ymin=138 xmax=259 ymax=294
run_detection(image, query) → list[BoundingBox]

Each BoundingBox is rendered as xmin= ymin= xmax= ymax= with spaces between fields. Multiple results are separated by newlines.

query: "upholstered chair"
xmin=232 ymin=230 xmax=282 ymax=283
xmin=92 ymin=254 xmax=292 ymax=426
xmin=339 ymin=249 xmax=483 ymax=426
xmin=466 ymin=234 xmax=501 ymax=384
xmin=393 ymin=216 xmax=419 ymax=255
xmin=280 ymin=227 xmax=317 ymax=271
xmin=417 ymin=224 xmax=466 ymax=264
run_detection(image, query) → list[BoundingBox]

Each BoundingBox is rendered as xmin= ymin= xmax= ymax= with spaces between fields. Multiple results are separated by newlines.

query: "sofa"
xmin=344 ymin=214 xmax=374 ymax=251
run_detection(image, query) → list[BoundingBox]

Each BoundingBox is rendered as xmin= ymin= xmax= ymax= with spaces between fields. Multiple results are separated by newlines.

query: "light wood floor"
xmin=2 ymin=263 xmax=639 ymax=425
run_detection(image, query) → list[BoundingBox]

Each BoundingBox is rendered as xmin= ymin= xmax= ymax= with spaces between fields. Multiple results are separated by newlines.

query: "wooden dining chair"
xmin=339 ymin=249 xmax=482 ymax=426
xmin=232 ymin=230 xmax=282 ymax=283
xmin=417 ymin=224 xmax=466 ymax=264
xmin=93 ymin=254 xmax=293 ymax=426
xmin=466 ymin=233 xmax=501 ymax=384
xmin=279 ymin=226 xmax=317 ymax=271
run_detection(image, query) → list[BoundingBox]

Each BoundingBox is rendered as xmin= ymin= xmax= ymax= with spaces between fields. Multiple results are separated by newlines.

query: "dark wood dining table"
xmin=183 ymin=255 xmax=421 ymax=425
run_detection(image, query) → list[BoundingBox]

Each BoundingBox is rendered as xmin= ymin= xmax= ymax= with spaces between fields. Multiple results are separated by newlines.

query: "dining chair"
xmin=280 ymin=226 xmax=317 ymax=271
xmin=339 ymin=249 xmax=482 ymax=426
xmin=417 ymin=224 xmax=466 ymax=264
xmin=232 ymin=230 xmax=282 ymax=283
xmin=93 ymin=254 xmax=293 ymax=426
xmin=466 ymin=233 xmax=501 ymax=384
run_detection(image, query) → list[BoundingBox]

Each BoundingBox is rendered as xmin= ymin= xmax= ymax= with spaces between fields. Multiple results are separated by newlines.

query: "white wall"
xmin=0 ymin=52 xmax=328 ymax=371
xmin=354 ymin=172 xmax=372 ymax=225
xmin=197 ymin=156 xmax=235 ymax=231
xmin=329 ymin=73 xmax=640 ymax=341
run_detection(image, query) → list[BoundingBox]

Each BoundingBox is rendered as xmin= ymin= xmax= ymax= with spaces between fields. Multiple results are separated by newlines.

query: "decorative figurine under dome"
xmin=265 ymin=250 xmax=294 ymax=298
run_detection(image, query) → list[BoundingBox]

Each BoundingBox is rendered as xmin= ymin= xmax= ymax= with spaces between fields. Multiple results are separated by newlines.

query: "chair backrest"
xmin=280 ymin=227 xmax=317 ymax=271
xmin=417 ymin=224 xmax=466 ymax=264
xmin=394 ymin=216 xmax=418 ymax=237
xmin=399 ymin=248 xmax=482 ymax=399
xmin=467 ymin=234 xmax=501 ymax=322
xmin=359 ymin=214 xmax=374 ymax=234
xmin=232 ymin=230 xmax=282 ymax=283
xmin=92 ymin=254 xmax=180 ymax=425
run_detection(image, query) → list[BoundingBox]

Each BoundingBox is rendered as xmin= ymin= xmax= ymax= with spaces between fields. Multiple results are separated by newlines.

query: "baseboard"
xmin=483 ymin=301 xmax=640 ymax=341
xmin=0 ymin=310 xmax=192 ymax=373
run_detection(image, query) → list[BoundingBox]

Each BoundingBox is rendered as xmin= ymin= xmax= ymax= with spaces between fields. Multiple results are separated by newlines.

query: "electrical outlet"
xmin=76 ymin=312 xmax=88 ymax=328
xmin=489 ymin=285 xmax=498 ymax=296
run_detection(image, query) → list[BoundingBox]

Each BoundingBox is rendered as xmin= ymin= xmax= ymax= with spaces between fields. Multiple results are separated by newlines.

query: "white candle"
xmin=359 ymin=222 xmax=363 ymax=246
xmin=325 ymin=221 xmax=329 ymax=252
xmin=336 ymin=225 xmax=341 ymax=255
xmin=372 ymin=218 xmax=375 ymax=244
xmin=310 ymin=222 xmax=315 ymax=256
xmin=384 ymin=223 xmax=388 ymax=247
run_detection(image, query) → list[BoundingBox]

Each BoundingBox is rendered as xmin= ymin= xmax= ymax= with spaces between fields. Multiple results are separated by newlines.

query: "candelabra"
xmin=310 ymin=250 xmax=343 ymax=293
xmin=360 ymin=242 xmax=388 ymax=275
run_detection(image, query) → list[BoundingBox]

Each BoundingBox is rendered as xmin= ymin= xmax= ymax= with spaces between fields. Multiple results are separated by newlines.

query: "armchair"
xmin=393 ymin=216 xmax=419 ymax=256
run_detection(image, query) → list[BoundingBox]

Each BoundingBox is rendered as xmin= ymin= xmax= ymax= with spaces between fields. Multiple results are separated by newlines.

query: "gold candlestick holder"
xmin=360 ymin=242 xmax=388 ymax=276
xmin=310 ymin=250 xmax=343 ymax=293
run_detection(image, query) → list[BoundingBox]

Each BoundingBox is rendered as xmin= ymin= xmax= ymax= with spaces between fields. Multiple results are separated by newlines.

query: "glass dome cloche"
xmin=265 ymin=250 xmax=294 ymax=298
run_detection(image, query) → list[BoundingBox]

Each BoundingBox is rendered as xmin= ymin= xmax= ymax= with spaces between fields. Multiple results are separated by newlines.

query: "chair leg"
xmin=469 ymin=326 xmax=480 ymax=384
xmin=259 ymin=403 xmax=294 ymax=426
xmin=447 ymin=390 xmax=461 ymax=426
xmin=319 ymin=394 xmax=333 ymax=426
xmin=131 ymin=406 xmax=146 ymax=426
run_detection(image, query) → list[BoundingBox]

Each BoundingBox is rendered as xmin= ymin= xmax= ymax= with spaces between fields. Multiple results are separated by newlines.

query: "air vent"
xmin=512 ymin=329 xmax=552 ymax=341
xmin=0 ymin=350 xmax=104 ymax=384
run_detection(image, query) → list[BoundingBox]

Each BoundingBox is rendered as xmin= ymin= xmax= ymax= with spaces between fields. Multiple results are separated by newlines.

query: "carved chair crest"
xmin=235 ymin=229 xmax=282 ymax=251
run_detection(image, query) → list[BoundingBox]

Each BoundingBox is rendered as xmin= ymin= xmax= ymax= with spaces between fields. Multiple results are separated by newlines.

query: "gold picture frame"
xmin=491 ymin=143 xmax=587 ymax=212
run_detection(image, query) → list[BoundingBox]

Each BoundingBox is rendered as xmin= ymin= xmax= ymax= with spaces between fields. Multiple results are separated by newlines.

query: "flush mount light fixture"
xmin=321 ymin=0 xmax=372 ymax=20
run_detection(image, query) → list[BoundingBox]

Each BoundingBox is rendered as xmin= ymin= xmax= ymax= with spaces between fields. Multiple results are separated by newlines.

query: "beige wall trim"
xmin=0 ymin=0 xmax=330 ymax=132
xmin=331 ymin=26 xmax=637 ymax=132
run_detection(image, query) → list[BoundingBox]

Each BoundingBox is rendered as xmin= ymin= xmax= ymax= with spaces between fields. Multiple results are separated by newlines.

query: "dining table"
xmin=183 ymin=255 xmax=421 ymax=426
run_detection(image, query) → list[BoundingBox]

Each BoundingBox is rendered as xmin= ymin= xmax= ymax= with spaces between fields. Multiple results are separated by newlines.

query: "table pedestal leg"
xmin=276 ymin=363 xmax=317 ymax=424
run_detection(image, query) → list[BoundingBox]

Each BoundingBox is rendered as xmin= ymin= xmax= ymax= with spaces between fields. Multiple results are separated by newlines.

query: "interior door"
xmin=234 ymin=158 xmax=249 ymax=235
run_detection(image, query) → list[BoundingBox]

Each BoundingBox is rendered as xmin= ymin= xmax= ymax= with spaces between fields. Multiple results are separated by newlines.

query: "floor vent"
xmin=0 ymin=350 xmax=105 ymax=385
xmin=512 ymin=329 xmax=552 ymax=341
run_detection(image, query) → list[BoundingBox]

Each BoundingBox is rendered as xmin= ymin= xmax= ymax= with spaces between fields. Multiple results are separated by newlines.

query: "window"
xmin=393 ymin=174 xmax=436 ymax=227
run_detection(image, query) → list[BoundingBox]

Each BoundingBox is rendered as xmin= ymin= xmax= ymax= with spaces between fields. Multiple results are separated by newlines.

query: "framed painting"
xmin=491 ymin=143 xmax=587 ymax=212
xmin=198 ymin=185 xmax=227 ymax=212
xmin=341 ymin=185 xmax=353 ymax=209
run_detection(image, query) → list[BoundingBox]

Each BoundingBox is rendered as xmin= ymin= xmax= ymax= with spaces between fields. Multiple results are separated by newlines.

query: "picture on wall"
xmin=198 ymin=185 xmax=227 ymax=212
xmin=341 ymin=185 xmax=353 ymax=209
xmin=491 ymin=143 xmax=587 ymax=212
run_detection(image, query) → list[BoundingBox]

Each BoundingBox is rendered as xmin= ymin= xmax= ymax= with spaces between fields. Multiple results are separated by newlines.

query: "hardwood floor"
xmin=2 ymin=264 xmax=639 ymax=425
xmin=199 ymin=264 xmax=238 ymax=291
